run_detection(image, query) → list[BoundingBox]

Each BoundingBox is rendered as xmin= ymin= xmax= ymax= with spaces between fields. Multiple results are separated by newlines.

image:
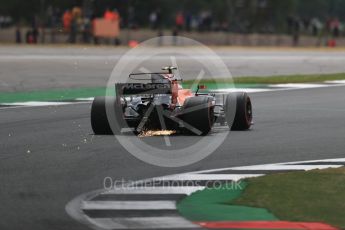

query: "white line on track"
xmin=144 ymin=173 xmax=264 ymax=182
xmin=191 ymin=163 xmax=343 ymax=175
xmin=0 ymin=101 xmax=91 ymax=110
xmin=270 ymin=83 xmax=328 ymax=88
xmin=0 ymin=101 xmax=74 ymax=106
xmin=231 ymin=164 xmax=342 ymax=171
xmin=103 ymin=186 xmax=204 ymax=195
xmin=82 ymin=201 xmax=177 ymax=210
xmin=325 ymin=80 xmax=345 ymax=84
xmin=211 ymin=88 xmax=271 ymax=93
xmin=87 ymin=216 xmax=199 ymax=229
xmin=75 ymin=97 xmax=95 ymax=101
xmin=278 ymin=157 xmax=345 ymax=164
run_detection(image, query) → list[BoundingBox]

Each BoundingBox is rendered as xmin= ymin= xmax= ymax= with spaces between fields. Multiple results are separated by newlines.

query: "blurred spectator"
xmin=156 ymin=9 xmax=162 ymax=29
xmin=81 ymin=18 xmax=92 ymax=43
xmin=175 ymin=11 xmax=184 ymax=30
xmin=302 ymin=18 xmax=310 ymax=32
xmin=0 ymin=16 xmax=3 ymax=28
xmin=310 ymin=17 xmax=322 ymax=36
xmin=103 ymin=8 xmax=121 ymax=45
xmin=69 ymin=19 xmax=77 ymax=43
xmin=149 ymin=11 xmax=157 ymax=29
xmin=190 ymin=16 xmax=199 ymax=31
xmin=104 ymin=8 xmax=112 ymax=20
xmin=48 ymin=6 xmax=61 ymax=43
xmin=31 ymin=16 xmax=39 ymax=43
xmin=128 ymin=6 xmax=136 ymax=29
xmin=46 ymin=6 xmax=53 ymax=27
xmin=199 ymin=10 xmax=212 ymax=31
xmin=219 ymin=21 xmax=229 ymax=32
xmin=292 ymin=17 xmax=300 ymax=46
xmin=157 ymin=9 xmax=163 ymax=45
xmin=62 ymin=10 xmax=72 ymax=31
xmin=104 ymin=8 xmax=120 ymax=21
xmin=330 ymin=18 xmax=340 ymax=38
xmin=286 ymin=15 xmax=294 ymax=34
xmin=72 ymin=6 xmax=82 ymax=20
xmin=185 ymin=12 xmax=192 ymax=32
xmin=26 ymin=30 xmax=34 ymax=44
xmin=286 ymin=15 xmax=301 ymax=46
xmin=15 ymin=26 xmax=22 ymax=43
xmin=68 ymin=6 xmax=82 ymax=43
xmin=0 ymin=16 xmax=4 ymax=28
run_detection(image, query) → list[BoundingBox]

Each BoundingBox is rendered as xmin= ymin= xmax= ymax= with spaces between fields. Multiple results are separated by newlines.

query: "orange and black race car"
xmin=91 ymin=66 xmax=252 ymax=136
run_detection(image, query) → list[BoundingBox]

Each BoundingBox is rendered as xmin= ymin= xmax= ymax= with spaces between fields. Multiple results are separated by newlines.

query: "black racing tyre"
xmin=225 ymin=92 xmax=252 ymax=130
xmin=91 ymin=96 xmax=118 ymax=135
xmin=182 ymin=96 xmax=215 ymax=136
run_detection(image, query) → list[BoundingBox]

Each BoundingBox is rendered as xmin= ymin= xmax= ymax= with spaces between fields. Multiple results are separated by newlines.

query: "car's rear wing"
xmin=115 ymin=83 xmax=172 ymax=96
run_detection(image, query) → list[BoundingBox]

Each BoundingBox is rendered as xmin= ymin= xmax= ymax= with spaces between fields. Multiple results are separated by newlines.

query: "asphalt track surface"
xmin=1 ymin=46 xmax=345 ymax=230
xmin=2 ymin=46 xmax=345 ymax=92
xmin=1 ymin=84 xmax=345 ymax=230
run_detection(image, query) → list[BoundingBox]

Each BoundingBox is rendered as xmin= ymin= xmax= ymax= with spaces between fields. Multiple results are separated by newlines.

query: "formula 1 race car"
xmin=91 ymin=66 xmax=252 ymax=136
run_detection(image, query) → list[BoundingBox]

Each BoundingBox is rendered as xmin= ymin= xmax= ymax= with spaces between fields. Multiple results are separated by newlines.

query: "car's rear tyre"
xmin=182 ymin=96 xmax=215 ymax=135
xmin=91 ymin=96 xmax=117 ymax=135
xmin=225 ymin=92 xmax=252 ymax=130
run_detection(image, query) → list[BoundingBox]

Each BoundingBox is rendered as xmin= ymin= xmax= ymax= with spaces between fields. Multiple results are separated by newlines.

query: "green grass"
xmin=1 ymin=73 xmax=345 ymax=103
xmin=177 ymin=181 xmax=278 ymax=222
xmin=230 ymin=167 xmax=345 ymax=228
xmin=183 ymin=72 xmax=345 ymax=85
xmin=0 ymin=87 xmax=108 ymax=103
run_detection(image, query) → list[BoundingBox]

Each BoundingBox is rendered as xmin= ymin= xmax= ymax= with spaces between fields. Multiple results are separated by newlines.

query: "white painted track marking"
xmin=270 ymin=83 xmax=328 ymax=88
xmin=231 ymin=164 xmax=341 ymax=171
xmin=0 ymin=101 xmax=91 ymax=110
xmin=103 ymin=186 xmax=204 ymax=195
xmin=1 ymin=101 xmax=74 ymax=106
xmin=87 ymin=216 xmax=199 ymax=229
xmin=212 ymin=88 xmax=271 ymax=93
xmin=82 ymin=201 xmax=177 ymax=210
xmin=146 ymin=173 xmax=264 ymax=181
xmin=325 ymin=80 xmax=345 ymax=84
xmin=192 ymin=163 xmax=343 ymax=174
xmin=278 ymin=158 xmax=345 ymax=164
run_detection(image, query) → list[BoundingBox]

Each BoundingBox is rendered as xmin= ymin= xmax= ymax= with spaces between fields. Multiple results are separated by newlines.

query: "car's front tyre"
xmin=91 ymin=96 xmax=117 ymax=135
